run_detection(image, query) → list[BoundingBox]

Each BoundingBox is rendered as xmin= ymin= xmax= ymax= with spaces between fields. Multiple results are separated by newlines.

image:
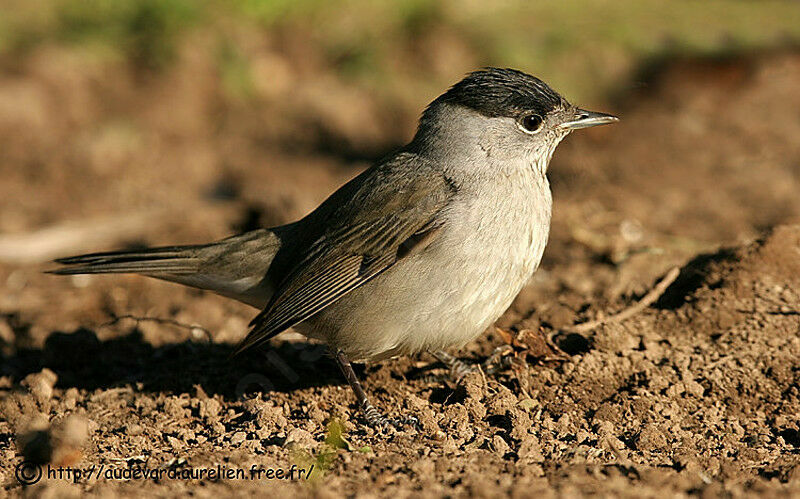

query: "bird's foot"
xmin=449 ymin=359 xmax=479 ymax=384
xmin=427 ymin=345 xmax=517 ymax=384
xmin=482 ymin=344 xmax=516 ymax=375
xmin=431 ymin=350 xmax=481 ymax=384
xmin=333 ymin=349 xmax=419 ymax=432
xmin=361 ymin=402 xmax=419 ymax=430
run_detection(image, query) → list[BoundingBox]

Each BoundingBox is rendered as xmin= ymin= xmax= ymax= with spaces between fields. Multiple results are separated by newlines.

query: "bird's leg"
xmin=334 ymin=350 xmax=382 ymax=425
xmin=333 ymin=350 xmax=418 ymax=430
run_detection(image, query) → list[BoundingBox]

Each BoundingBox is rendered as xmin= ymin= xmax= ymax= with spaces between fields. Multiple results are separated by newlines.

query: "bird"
xmin=51 ymin=68 xmax=618 ymax=428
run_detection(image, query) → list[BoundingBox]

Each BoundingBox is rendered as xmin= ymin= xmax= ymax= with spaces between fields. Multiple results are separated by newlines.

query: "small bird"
xmin=51 ymin=68 xmax=617 ymax=428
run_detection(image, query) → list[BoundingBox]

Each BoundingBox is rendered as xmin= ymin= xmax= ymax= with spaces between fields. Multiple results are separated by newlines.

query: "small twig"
xmin=475 ymin=363 xmax=488 ymax=389
xmin=99 ymin=314 xmax=213 ymax=342
xmin=109 ymin=455 xmax=147 ymax=463
xmin=565 ymin=266 xmax=680 ymax=334
xmin=737 ymin=308 xmax=800 ymax=316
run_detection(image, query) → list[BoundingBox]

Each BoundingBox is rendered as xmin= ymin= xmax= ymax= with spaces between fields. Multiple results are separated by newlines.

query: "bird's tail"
xmin=51 ymin=246 xmax=202 ymax=275
xmin=49 ymin=229 xmax=282 ymax=308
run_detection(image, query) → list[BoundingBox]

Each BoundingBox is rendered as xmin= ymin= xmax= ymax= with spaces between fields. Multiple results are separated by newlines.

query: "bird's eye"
xmin=518 ymin=113 xmax=544 ymax=134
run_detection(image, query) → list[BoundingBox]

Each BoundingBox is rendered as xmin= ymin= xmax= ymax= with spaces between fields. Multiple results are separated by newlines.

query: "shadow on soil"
xmin=654 ymin=247 xmax=738 ymax=310
xmin=1 ymin=328 xmax=347 ymax=399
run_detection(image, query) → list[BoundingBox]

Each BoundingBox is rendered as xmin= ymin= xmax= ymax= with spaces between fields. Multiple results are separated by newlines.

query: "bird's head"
xmin=413 ymin=68 xmax=618 ymax=174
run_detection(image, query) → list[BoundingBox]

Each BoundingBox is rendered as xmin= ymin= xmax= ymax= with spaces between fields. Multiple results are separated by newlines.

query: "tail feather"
xmin=55 ymin=247 xmax=192 ymax=265
xmin=49 ymin=246 xmax=201 ymax=275
xmin=48 ymin=229 xmax=283 ymax=308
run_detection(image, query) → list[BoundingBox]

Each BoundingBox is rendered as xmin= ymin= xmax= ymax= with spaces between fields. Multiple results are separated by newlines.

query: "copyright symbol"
xmin=15 ymin=461 xmax=42 ymax=485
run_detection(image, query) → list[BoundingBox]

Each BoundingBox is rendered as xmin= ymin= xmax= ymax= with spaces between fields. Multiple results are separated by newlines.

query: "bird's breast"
xmin=440 ymin=171 xmax=552 ymax=304
xmin=300 ymin=170 xmax=553 ymax=361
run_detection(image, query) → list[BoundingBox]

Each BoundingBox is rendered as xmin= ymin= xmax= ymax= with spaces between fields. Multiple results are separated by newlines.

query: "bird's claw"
xmin=449 ymin=360 xmax=479 ymax=384
xmin=425 ymin=346 xmax=517 ymax=384
xmin=431 ymin=350 xmax=481 ymax=384
xmin=482 ymin=344 xmax=516 ymax=375
xmin=362 ymin=403 xmax=419 ymax=431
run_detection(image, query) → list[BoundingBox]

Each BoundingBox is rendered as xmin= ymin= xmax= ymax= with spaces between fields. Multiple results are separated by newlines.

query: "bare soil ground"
xmin=1 ymin=47 xmax=800 ymax=497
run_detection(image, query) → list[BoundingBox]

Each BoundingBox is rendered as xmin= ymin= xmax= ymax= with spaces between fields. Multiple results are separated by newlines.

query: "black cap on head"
xmin=431 ymin=67 xmax=566 ymax=119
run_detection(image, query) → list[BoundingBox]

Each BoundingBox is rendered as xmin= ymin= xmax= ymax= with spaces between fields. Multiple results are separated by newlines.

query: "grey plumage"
xmin=52 ymin=229 xmax=282 ymax=307
xmin=51 ymin=68 xmax=617 ymax=427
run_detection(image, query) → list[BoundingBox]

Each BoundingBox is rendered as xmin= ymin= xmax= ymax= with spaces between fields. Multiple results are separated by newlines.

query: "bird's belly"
xmin=299 ymin=186 xmax=551 ymax=361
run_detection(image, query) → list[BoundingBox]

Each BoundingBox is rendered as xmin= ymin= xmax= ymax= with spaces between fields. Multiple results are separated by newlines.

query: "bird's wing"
xmin=234 ymin=154 xmax=454 ymax=354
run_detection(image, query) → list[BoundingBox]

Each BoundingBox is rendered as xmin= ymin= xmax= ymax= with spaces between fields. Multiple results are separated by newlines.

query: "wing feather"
xmin=233 ymin=155 xmax=454 ymax=355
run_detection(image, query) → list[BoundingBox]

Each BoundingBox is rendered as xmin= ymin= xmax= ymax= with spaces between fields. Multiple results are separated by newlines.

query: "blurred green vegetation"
xmin=1 ymin=0 xmax=798 ymax=101
xmin=290 ymin=418 xmax=351 ymax=483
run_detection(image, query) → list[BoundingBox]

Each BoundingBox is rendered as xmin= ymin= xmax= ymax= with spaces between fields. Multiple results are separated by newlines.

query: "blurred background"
xmin=0 ymin=0 xmax=798 ymax=345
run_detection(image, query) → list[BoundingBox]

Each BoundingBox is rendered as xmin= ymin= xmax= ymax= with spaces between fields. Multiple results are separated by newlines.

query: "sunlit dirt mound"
xmin=660 ymin=224 xmax=800 ymax=326
xmin=468 ymin=226 xmax=800 ymax=495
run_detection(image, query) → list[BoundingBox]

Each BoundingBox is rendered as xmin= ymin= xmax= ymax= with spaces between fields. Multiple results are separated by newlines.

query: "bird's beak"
xmin=558 ymin=109 xmax=619 ymax=130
